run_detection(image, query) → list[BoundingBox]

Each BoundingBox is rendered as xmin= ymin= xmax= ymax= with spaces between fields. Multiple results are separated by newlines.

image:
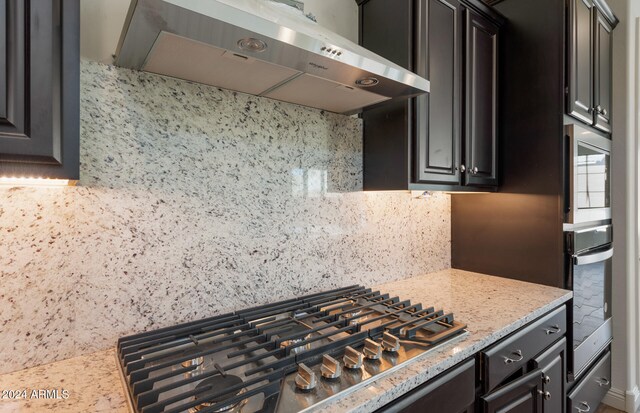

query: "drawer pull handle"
xmin=576 ymin=401 xmax=591 ymax=413
xmin=504 ymin=350 xmax=524 ymax=364
xmin=596 ymin=377 xmax=610 ymax=387
xmin=544 ymin=325 xmax=561 ymax=335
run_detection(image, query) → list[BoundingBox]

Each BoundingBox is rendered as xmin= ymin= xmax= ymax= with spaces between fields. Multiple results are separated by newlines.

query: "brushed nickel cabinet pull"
xmin=504 ymin=349 xmax=524 ymax=364
xmin=544 ymin=325 xmax=561 ymax=334
xmin=576 ymin=401 xmax=591 ymax=413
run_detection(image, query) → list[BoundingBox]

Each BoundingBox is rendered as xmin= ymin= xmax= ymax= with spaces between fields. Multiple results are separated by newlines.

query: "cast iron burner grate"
xmin=116 ymin=285 xmax=467 ymax=413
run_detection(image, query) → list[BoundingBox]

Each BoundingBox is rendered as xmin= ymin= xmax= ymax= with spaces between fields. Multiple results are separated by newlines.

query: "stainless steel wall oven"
xmin=565 ymin=124 xmax=612 ymax=225
xmin=565 ymin=224 xmax=613 ymax=381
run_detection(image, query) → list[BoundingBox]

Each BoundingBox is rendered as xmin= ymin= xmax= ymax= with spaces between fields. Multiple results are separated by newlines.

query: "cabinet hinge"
xmin=565 ymin=87 xmax=569 ymax=95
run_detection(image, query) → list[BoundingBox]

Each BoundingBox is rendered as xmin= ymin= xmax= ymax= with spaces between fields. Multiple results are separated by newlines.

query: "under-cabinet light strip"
xmin=0 ymin=177 xmax=75 ymax=187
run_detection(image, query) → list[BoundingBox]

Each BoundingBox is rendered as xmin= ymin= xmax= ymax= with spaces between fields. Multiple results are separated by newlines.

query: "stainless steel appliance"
xmin=114 ymin=0 xmax=430 ymax=114
xmin=565 ymin=123 xmax=612 ymax=225
xmin=565 ymin=224 xmax=613 ymax=381
xmin=116 ymin=285 xmax=466 ymax=413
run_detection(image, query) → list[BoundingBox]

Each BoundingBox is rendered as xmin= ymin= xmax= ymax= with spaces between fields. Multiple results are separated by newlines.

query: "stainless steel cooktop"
xmin=116 ymin=285 xmax=467 ymax=413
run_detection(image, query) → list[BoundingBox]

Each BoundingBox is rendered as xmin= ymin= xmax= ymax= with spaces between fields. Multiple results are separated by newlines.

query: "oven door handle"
xmin=573 ymin=247 xmax=613 ymax=265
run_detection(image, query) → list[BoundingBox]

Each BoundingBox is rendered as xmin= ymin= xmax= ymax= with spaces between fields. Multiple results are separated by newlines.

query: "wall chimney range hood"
xmin=115 ymin=0 xmax=430 ymax=114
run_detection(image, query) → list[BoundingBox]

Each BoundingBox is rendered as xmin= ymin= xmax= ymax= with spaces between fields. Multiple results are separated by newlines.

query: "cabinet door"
xmin=414 ymin=0 xmax=462 ymax=185
xmin=0 ymin=0 xmax=79 ymax=180
xmin=593 ymin=9 xmax=612 ymax=133
xmin=567 ymin=0 xmax=594 ymax=125
xmin=376 ymin=359 xmax=475 ymax=413
xmin=533 ymin=339 xmax=566 ymax=413
xmin=464 ymin=10 xmax=498 ymax=187
xmin=482 ymin=369 xmax=544 ymax=413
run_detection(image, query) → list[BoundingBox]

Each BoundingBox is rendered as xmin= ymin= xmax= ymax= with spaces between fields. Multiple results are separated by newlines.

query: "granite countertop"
xmin=0 ymin=269 xmax=572 ymax=413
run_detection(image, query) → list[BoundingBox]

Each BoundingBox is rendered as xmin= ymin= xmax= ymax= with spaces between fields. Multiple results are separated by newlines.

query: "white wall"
xmin=80 ymin=0 xmax=358 ymax=63
xmin=80 ymin=0 xmax=131 ymax=63
xmin=606 ymin=0 xmax=640 ymax=411
xmin=304 ymin=0 xmax=359 ymax=43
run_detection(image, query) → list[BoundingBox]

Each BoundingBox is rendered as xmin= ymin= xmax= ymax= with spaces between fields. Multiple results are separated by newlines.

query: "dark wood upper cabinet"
xmin=451 ymin=0 xmax=617 ymax=284
xmin=594 ymin=8 xmax=613 ymax=133
xmin=464 ymin=9 xmax=498 ymax=187
xmin=358 ymin=0 xmax=504 ymax=192
xmin=359 ymin=0 xmax=413 ymax=191
xmin=567 ymin=0 xmax=594 ymax=124
xmin=567 ymin=0 xmax=615 ymax=132
xmin=0 ymin=0 xmax=79 ymax=181
xmin=414 ymin=0 xmax=462 ymax=185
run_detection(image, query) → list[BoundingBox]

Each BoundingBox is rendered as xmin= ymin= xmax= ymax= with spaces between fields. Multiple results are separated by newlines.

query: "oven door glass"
xmin=576 ymin=142 xmax=610 ymax=210
xmin=572 ymin=246 xmax=612 ymax=373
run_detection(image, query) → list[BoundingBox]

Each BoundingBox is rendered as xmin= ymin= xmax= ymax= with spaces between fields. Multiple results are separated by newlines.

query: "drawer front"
xmin=568 ymin=351 xmax=611 ymax=413
xmin=482 ymin=306 xmax=567 ymax=391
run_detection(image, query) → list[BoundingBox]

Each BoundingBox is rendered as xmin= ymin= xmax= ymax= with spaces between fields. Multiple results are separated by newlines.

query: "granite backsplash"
xmin=0 ymin=60 xmax=450 ymax=374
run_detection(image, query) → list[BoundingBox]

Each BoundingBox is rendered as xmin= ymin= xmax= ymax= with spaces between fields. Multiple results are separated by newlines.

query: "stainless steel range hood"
xmin=115 ymin=0 xmax=429 ymax=114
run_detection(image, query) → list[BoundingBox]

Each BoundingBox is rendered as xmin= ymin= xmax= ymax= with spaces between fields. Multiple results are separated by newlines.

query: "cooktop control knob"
xmin=382 ymin=332 xmax=401 ymax=353
xmin=363 ymin=338 xmax=382 ymax=360
xmin=343 ymin=346 xmax=364 ymax=369
xmin=321 ymin=354 xmax=342 ymax=379
xmin=295 ymin=363 xmax=317 ymax=391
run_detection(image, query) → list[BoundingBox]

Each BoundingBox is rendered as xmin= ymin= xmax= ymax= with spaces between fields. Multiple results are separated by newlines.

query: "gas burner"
xmin=340 ymin=307 xmax=368 ymax=325
xmin=181 ymin=357 xmax=205 ymax=369
xmin=190 ymin=375 xmax=248 ymax=413
xmin=279 ymin=338 xmax=312 ymax=354
xmin=278 ymin=323 xmax=313 ymax=354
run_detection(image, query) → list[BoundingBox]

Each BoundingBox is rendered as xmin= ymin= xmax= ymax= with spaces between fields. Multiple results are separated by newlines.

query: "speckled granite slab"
xmin=0 ymin=269 xmax=571 ymax=413
xmin=0 ymin=349 xmax=127 ymax=413
xmin=0 ymin=60 xmax=450 ymax=374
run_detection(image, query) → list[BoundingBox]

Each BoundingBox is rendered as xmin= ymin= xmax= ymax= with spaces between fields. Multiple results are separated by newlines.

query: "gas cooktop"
xmin=116 ymin=285 xmax=467 ymax=413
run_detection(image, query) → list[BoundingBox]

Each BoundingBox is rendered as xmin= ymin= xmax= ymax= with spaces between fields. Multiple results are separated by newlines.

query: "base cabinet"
xmin=479 ymin=307 xmax=567 ymax=413
xmin=375 ymin=359 xmax=475 ymax=413
xmin=373 ymin=306 xmax=612 ymax=413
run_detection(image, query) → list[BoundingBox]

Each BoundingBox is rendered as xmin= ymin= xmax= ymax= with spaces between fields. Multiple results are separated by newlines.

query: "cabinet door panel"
xmin=414 ymin=0 xmax=461 ymax=184
xmin=483 ymin=369 xmax=543 ymax=413
xmin=0 ymin=1 xmax=6 ymax=120
xmin=594 ymin=9 xmax=612 ymax=133
xmin=465 ymin=10 xmax=498 ymax=187
xmin=0 ymin=0 xmax=79 ymax=179
xmin=0 ymin=0 xmax=54 ymax=156
xmin=568 ymin=0 xmax=594 ymax=124
xmin=533 ymin=338 xmax=566 ymax=413
xmin=0 ymin=0 xmax=27 ymax=139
